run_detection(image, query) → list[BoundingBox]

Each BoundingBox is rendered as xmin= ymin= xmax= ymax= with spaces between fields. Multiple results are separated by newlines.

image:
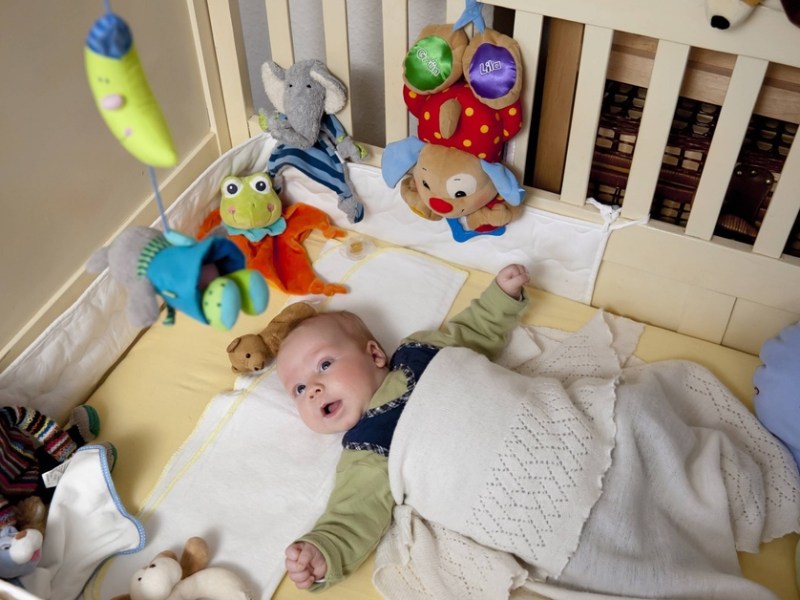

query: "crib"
xmin=1 ymin=0 xmax=799 ymax=598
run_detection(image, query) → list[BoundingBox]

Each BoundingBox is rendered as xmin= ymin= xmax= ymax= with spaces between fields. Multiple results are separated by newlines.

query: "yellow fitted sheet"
xmin=87 ymin=234 xmax=797 ymax=600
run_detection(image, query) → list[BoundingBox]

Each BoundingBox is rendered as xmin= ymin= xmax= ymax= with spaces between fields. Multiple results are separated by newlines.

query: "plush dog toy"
xmin=261 ymin=59 xmax=366 ymax=223
xmin=0 ymin=405 xmax=113 ymax=580
xmin=87 ymin=227 xmax=269 ymax=330
xmin=382 ymin=20 xmax=526 ymax=242
xmin=227 ymin=302 xmax=317 ymax=373
xmin=111 ymin=536 xmax=251 ymax=600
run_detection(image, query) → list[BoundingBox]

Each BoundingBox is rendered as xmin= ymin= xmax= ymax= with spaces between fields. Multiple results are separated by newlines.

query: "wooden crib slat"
xmin=560 ymin=24 xmax=614 ymax=206
xmin=506 ymin=10 xmax=544 ymax=183
xmin=207 ymin=0 xmax=252 ymax=145
xmin=322 ymin=0 xmax=353 ymax=134
xmin=621 ymin=40 xmax=690 ymax=220
xmin=382 ymin=1 xmax=409 ymax=144
xmin=186 ymin=0 xmax=232 ymax=151
xmin=753 ymin=135 xmax=800 ymax=258
xmin=484 ymin=0 xmax=800 ymax=69
xmin=684 ymin=56 xmax=768 ymax=241
xmin=265 ymin=0 xmax=294 ymax=69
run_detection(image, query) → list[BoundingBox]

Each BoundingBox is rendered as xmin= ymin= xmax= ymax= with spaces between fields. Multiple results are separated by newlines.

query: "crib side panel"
xmin=233 ymin=0 xmax=800 ymax=354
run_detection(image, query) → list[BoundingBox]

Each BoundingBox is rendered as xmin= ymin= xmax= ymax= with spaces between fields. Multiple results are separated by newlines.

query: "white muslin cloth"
xmin=19 ymin=446 xmax=145 ymax=600
xmin=84 ymin=243 xmax=467 ymax=600
xmin=375 ymin=312 xmax=800 ymax=600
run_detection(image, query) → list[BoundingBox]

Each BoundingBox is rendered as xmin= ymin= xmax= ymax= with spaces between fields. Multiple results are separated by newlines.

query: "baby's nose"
xmin=308 ymin=383 xmax=323 ymax=398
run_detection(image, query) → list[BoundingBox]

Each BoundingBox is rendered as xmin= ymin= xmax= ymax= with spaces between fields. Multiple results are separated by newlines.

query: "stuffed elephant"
xmin=87 ymin=227 xmax=269 ymax=330
xmin=261 ymin=59 xmax=366 ymax=223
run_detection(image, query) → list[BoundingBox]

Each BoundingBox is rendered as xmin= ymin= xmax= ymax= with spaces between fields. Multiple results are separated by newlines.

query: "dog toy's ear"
xmin=403 ymin=24 xmax=469 ymax=95
xmin=382 ymin=137 xmax=426 ymax=187
xmin=481 ymin=160 xmax=525 ymax=206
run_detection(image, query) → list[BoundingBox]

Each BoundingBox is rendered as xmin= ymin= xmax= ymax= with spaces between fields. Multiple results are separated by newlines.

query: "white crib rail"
xmin=620 ymin=41 xmax=690 ymax=221
xmin=204 ymin=0 xmax=800 ymax=353
xmin=685 ymin=56 xmax=768 ymax=240
xmin=560 ymin=25 xmax=615 ymax=207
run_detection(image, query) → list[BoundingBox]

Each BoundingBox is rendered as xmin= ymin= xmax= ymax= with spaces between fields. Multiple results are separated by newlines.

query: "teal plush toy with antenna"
xmin=84 ymin=3 xmax=270 ymax=330
xmin=87 ymin=227 xmax=269 ymax=331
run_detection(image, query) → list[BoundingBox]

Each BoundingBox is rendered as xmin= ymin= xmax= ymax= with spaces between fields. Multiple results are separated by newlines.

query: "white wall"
xmin=0 ymin=1 xmax=212 ymax=368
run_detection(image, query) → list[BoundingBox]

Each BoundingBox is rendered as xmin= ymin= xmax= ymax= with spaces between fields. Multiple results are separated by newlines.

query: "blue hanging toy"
xmin=85 ymin=2 xmax=269 ymax=330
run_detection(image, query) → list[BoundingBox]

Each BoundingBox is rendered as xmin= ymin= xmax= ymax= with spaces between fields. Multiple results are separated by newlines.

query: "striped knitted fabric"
xmin=0 ymin=406 xmax=92 ymax=527
xmin=268 ymin=113 xmax=354 ymax=201
xmin=137 ymin=235 xmax=170 ymax=280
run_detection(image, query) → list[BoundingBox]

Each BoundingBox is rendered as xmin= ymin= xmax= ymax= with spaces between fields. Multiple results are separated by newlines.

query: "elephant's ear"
xmin=309 ymin=63 xmax=347 ymax=114
xmin=262 ymin=61 xmax=286 ymax=114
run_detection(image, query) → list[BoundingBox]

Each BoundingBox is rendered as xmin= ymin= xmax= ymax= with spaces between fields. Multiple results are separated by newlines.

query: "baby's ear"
xmin=368 ymin=340 xmax=388 ymax=368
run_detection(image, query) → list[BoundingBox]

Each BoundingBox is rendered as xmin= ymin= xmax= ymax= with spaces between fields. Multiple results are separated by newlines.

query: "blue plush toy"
xmin=87 ymin=228 xmax=269 ymax=330
xmin=752 ymin=321 xmax=800 ymax=593
xmin=753 ymin=321 xmax=800 ymax=468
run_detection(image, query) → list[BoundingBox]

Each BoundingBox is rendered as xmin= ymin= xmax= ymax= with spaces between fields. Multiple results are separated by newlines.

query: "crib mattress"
xmin=86 ymin=233 xmax=798 ymax=600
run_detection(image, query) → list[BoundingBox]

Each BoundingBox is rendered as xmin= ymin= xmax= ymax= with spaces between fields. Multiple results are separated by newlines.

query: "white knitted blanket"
xmin=377 ymin=312 xmax=800 ymax=600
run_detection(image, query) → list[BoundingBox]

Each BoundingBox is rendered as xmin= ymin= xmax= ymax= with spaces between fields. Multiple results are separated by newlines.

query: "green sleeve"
xmin=410 ymin=280 xmax=528 ymax=359
xmin=299 ymin=449 xmax=393 ymax=591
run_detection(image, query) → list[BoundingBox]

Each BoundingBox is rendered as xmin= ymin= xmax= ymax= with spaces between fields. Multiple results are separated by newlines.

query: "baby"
xmin=276 ymin=264 xmax=530 ymax=590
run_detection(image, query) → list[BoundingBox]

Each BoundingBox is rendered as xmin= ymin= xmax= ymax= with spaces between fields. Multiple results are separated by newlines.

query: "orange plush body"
xmin=198 ymin=203 xmax=347 ymax=296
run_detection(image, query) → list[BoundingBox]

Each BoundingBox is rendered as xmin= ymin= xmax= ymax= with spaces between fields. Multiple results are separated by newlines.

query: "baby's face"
xmin=277 ymin=315 xmax=388 ymax=434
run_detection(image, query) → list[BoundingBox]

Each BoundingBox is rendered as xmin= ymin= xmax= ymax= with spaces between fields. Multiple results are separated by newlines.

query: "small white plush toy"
xmin=111 ymin=537 xmax=252 ymax=600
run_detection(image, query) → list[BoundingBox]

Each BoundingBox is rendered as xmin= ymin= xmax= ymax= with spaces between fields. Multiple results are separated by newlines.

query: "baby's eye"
xmin=320 ymin=360 xmax=332 ymax=371
xmin=294 ymin=383 xmax=306 ymax=396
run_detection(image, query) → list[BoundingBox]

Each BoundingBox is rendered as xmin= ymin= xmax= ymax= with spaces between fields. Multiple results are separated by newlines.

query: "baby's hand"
xmin=285 ymin=542 xmax=328 ymax=589
xmin=496 ymin=264 xmax=529 ymax=299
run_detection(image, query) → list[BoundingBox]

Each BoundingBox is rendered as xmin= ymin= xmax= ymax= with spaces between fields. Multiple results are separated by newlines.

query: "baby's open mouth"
xmin=322 ymin=400 xmax=342 ymax=417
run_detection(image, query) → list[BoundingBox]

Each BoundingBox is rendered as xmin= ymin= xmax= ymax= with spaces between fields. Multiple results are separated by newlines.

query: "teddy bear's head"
xmin=227 ymin=334 xmax=271 ymax=373
xmin=227 ymin=302 xmax=318 ymax=374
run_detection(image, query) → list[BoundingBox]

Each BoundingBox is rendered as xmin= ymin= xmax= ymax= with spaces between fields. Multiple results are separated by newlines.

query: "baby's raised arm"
xmin=495 ymin=263 xmax=529 ymax=300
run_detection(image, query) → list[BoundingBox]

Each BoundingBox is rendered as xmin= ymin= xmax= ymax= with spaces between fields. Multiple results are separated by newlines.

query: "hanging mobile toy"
xmin=85 ymin=1 xmax=177 ymax=168
xmin=84 ymin=2 xmax=269 ymax=330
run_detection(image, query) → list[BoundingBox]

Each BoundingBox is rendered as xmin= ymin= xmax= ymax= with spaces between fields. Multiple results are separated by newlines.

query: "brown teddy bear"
xmin=226 ymin=302 xmax=317 ymax=373
xmin=111 ymin=537 xmax=251 ymax=600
